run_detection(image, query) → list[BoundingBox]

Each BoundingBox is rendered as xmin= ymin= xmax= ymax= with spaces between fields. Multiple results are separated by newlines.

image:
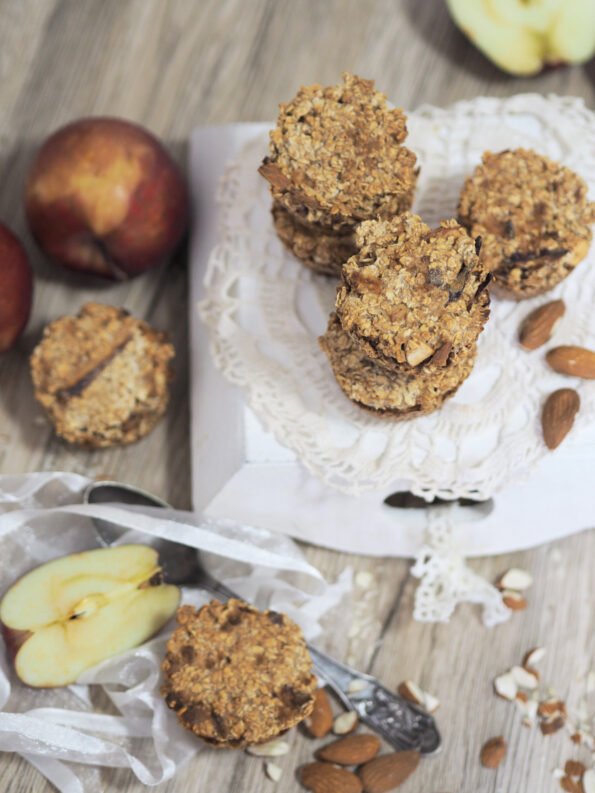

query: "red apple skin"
xmin=0 ymin=223 xmax=33 ymax=352
xmin=1 ymin=622 xmax=31 ymax=660
xmin=24 ymin=117 xmax=188 ymax=280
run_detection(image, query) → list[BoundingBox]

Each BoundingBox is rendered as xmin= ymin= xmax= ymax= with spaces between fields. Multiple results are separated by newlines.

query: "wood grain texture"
xmin=0 ymin=1 xmax=593 ymax=791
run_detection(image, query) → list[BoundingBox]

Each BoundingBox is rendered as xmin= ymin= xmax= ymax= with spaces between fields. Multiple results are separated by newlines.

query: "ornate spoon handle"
xmin=308 ymin=645 xmax=441 ymax=755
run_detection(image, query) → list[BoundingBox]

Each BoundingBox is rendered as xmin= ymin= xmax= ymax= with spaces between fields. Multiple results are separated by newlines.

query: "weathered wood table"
xmin=0 ymin=2 xmax=593 ymax=791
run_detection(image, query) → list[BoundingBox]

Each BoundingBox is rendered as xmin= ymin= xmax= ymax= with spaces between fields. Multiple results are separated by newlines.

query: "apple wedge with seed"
xmin=0 ymin=545 xmax=180 ymax=688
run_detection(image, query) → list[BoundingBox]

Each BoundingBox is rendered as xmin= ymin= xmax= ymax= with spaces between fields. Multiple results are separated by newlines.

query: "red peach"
xmin=25 ymin=117 xmax=188 ymax=280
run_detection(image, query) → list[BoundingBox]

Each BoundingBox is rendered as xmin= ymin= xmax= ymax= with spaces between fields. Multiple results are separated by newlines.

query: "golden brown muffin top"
xmin=260 ymin=73 xmax=417 ymax=223
xmin=161 ymin=600 xmax=316 ymax=748
xmin=458 ymin=148 xmax=595 ymax=299
xmin=335 ymin=214 xmax=490 ymax=372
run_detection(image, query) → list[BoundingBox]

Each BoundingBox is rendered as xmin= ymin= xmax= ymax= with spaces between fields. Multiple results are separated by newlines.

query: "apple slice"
xmin=0 ymin=545 xmax=180 ymax=687
xmin=446 ymin=0 xmax=595 ymax=76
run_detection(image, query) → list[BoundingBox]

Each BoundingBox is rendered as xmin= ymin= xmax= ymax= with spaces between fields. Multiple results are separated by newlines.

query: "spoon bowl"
xmin=84 ymin=480 xmax=203 ymax=586
xmin=83 ymin=479 xmax=442 ymax=754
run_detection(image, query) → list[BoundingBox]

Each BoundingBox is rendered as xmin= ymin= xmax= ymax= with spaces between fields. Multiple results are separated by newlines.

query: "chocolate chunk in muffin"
xmin=335 ymin=214 xmax=490 ymax=373
xmin=457 ymin=148 xmax=595 ymax=300
xmin=161 ymin=600 xmax=316 ymax=748
xmin=30 ymin=302 xmax=174 ymax=447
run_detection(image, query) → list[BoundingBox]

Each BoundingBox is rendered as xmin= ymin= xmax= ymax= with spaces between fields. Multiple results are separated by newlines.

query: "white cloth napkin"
xmin=0 ymin=472 xmax=350 ymax=792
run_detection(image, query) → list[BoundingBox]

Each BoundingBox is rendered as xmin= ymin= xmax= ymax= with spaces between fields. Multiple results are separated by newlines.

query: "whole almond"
xmin=542 ymin=389 xmax=580 ymax=450
xmin=305 ymin=688 xmax=333 ymax=738
xmin=519 ymin=300 xmax=565 ymax=350
xmin=538 ymin=699 xmax=566 ymax=717
xmin=502 ymin=590 xmax=528 ymax=610
xmin=316 ymin=734 xmax=381 ymax=765
xmin=564 ymin=760 xmax=586 ymax=777
xmin=560 ymin=776 xmax=581 ymax=793
xmin=358 ymin=750 xmax=420 ymax=793
xmin=480 ymin=736 xmax=507 ymax=768
xmin=300 ymin=762 xmax=363 ymax=793
xmin=546 ymin=346 xmax=595 ymax=379
xmin=540 ymin=716 xmax=566 ymax=735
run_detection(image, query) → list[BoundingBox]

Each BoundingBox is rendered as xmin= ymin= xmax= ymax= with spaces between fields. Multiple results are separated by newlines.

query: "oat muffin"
xmin=271 ymin=201 xmax=356 ymax=277
xmin=335 ymin=214 xmax=491 ymax=373
xmin=320 ymin=314 xmax=475 ymax=418
xmin=30 ymin=302 xmax=174 ymax=447
xmin=161 ymin=600 xmax=316 ymax=748
xmin=259 ymin=73 xmax=418 ymax=232
xmin=458 ymin=149 xmax=595 ymax=300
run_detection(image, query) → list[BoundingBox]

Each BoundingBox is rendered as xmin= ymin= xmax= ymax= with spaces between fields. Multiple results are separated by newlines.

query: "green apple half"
xmin=446 ymin=0 xmax=595 ymax=75
xmin=0 ymin=545 xmax=180 ymax=687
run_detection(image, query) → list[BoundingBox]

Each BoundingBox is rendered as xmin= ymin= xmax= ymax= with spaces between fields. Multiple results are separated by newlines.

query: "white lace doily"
xmin=199 ymin=94 xmax=595 ymax=500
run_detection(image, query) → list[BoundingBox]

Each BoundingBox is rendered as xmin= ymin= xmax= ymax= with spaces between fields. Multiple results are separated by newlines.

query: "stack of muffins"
xmin=260 ymin=73 xmax=491 ymax=419
xmin=321 ymin=214 xmax=491 ymax=418
xmin=258 ymin=73 xmax=418 ymax=277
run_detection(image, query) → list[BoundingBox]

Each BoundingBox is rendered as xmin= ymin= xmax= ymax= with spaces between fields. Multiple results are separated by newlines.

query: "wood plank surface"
xmin=0 ymin=1 xmax=593 ymax=792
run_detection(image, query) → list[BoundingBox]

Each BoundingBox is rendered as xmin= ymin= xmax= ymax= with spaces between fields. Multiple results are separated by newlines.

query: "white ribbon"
xmin=0 ymin=472 xmax=350 ymax=792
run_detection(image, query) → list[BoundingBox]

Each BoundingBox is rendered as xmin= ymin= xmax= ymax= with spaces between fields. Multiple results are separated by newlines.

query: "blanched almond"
xmin=333 ymin=710 xmax=359 ymax=735
xmin=496 ymin=568 xmax=533 ymax=591
xmin=347 ymin=679 xmax=370 ymax=694
xmin=511 ymin=665 xmax=539 ymax=689
xmin=406 ymin=342 xmax=435 ymax=367
xmin=523 ymin=647 xmax=546 ymax=667
xmin=247 ymin=739 xmax=289 ymax=757
xmin=494 ymin=672 xmax=517 ymax=701
xmin=265 ymin=762 xmax=283 ymax=782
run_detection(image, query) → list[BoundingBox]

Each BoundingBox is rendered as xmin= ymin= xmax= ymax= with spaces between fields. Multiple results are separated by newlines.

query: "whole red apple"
xmin=25 ymin=118 xmax=188 ymax=279
xmin=0 ymin=222 xmax=33 ymax=353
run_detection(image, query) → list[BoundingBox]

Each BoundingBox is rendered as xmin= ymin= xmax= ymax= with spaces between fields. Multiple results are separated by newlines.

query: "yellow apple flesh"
xmin=446 ymin=0 xmax=595 ymax=75
xmin=0 ymin=545 xmax=180 ymax=687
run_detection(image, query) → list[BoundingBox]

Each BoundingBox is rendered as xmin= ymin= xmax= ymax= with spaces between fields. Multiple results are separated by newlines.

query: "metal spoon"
xmin=84 ymin=479 xmax=441 ymax=754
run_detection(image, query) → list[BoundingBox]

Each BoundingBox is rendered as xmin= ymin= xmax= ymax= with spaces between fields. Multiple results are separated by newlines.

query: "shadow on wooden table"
xmin=403 ymin=0 xmax=514 ymax=85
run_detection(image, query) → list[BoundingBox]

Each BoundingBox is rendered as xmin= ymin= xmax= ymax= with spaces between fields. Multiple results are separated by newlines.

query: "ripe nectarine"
xmin=25 ymin=117 xmax=188 ymax=279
